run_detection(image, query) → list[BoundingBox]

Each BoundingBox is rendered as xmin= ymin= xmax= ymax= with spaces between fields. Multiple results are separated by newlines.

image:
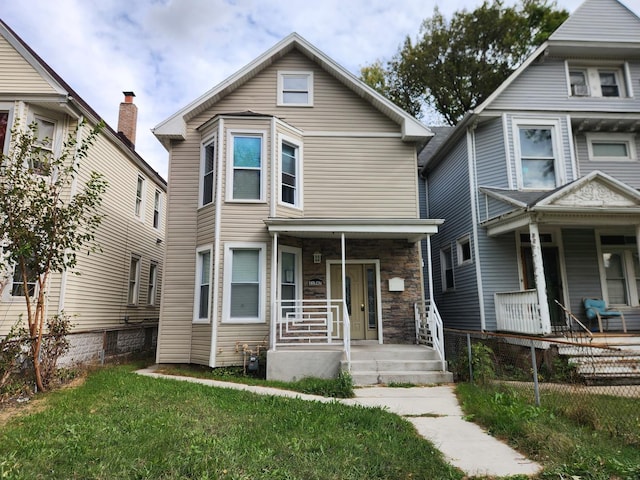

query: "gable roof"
xmin=0 ymin=20 xmax=166 ymax=188
xmin=153 ymin=32 xmax=433 ymax=149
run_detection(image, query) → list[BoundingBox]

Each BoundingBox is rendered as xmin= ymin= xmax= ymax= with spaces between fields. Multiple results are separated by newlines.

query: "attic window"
xmin=277 ymin=71 xmax=313 ymax=106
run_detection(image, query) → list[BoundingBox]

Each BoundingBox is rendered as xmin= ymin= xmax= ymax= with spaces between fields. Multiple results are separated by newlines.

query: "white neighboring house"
xmin=0 ymin=20 xmax=166 ymax=364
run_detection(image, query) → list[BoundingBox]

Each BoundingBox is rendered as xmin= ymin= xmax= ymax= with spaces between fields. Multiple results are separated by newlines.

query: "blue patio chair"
xmin=582 ymin=298 xmax=627 ymax=333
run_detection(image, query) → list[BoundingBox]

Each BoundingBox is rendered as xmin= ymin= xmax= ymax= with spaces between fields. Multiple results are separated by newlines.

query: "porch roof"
xmin=480 ymin=171 xmax=640 ymax=236
xmin=264 ymin=217 xmax=444 ymax=243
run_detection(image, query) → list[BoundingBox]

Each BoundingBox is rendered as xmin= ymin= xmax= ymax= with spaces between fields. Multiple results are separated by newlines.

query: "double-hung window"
xmin=224 ymin=243 xmax=266 ymax=323
xmin=201 ymin=140 xmax=215 ymax=206
xmin=153 ymin=190 xmax=161 ymax=229
xmin=229 ymin=133 xmax=263 ymax=201
xmin=135 ymin=175 xmax=145 ymax=219
xmin=515 ymin=121 xmax=561 ymax=190
xmin=440 ymin=247 xmax=454 ymax=291
xmin=147 ymin=262 xmax=158 ymax=306
xmin=31 ymin=116 xmax=55 ymax=175
xmin=599 ymin=235 xmax=640 ymax=306
xmin=194 ymin=246 xmax=212 ymax=322
xmin=568 ymin=65 xmax=627 ymax=98
xmin=277 ymin=71 xmax=313 ymax=106
xmin=128 ymin=255 xmax=141 ymax=305
xmin=10 ymin=262 xmax=37 ymax=298
xmin=280 ymin=136 xmax=302 ymax=208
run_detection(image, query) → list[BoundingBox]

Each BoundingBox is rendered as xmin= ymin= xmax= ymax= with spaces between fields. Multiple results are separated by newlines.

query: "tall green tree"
xmin=361 ymin=0 xmax=568 ymax=125
xmin=0 ymin=120 xmax=107 ymax=391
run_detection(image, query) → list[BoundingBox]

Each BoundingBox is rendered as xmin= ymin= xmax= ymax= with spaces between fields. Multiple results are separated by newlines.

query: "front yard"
xmin=0 ymin=364 xmax=461 ymax=480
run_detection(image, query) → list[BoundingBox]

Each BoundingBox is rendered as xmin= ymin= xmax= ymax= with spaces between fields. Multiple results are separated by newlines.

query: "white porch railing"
xmin=414 ymin=300 xmax=446 ymax=371
xmin=271 ymin=299 xmax=351 ymax=370
xmin=495 ymin=289 xmax=546 ymax=335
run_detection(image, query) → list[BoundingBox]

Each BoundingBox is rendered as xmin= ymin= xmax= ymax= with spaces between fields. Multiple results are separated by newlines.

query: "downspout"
xmin=270 ymin=118 xmax=276 ymax=218
xmin=467 ymin=126 xmax=486 ymax=331
xmin=341 ymin=233 xmax=346 ymax=342
xmin=58 ymin=116 xmax=85 ymax=314
xmin=209 ymin=119 xmax=224 ymax=367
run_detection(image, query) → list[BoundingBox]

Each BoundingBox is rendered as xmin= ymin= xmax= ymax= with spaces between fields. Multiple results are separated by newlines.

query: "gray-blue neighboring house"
xmin=420 ymin=0 xmax=640 ymax=335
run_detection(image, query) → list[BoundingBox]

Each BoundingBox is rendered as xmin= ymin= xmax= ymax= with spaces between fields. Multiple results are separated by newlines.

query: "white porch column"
xmin=426 ymin=235 xmax=434 ymax=303
xmin=341 ymin=233 xmax=346 ymax=302
xmin=529 ymin=223 xmax=552 ymax=334
xmin=270 ymin=232 xmax=278 ymax=349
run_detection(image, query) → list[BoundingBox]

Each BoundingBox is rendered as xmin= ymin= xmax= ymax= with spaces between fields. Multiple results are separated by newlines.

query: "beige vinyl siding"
xmin=0 ymin=36 xmax=59 ymax=94
xmin=157 ymin=134 xmax=200 ymax=363
xmin=190 ymin=324 xmax=212 ymax=364
xmin=304 ymin=137 xmax=418 ymax=217
xmin=61 ymin=127 xmax=165 ymax=330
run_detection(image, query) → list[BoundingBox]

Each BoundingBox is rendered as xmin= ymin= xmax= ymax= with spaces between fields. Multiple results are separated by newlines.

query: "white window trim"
xmin=200 ymin=134 xmax=216 ymax=208
xmin=596 ymin=232 xmax=640 ymax=307
xmin=0 ymin=103 xmax=15 ymax=155
xmin=222 ymin=242 xmax=267 ymax=324
xmin=456 ymin=235 xmax=473 ymax=266
xmin=277 ymin=71 xmax=314 ymax=107
xmin=440 ymin=247 xmax=454 ymax=292
xmin=128 ymin=255 xmax=141 ymax=306
xmin=278 ymin=133 xmax=304 ymax=210
xmin=2 ymin=262 xmax=39 ymax=302
xmin=586 ymin=133 xmax=637 ymax=162
xmin=278 ymin=245 xmax=302 ymax=302
xmin=512 ymin=118 xmax=564 ymax=190
xmin=135 ymin=174 xmax=146 ymax=221
xmin=565 ymin=62 xmax=629 ymax=98
xmin=225 ymin=130 xmax=267 ymax=203
xmin=193 ymin=245 xmax=213 ymax=323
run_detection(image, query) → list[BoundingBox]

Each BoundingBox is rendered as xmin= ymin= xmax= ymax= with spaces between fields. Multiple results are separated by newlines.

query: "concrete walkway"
xmin=137 ymin=367 xmax=541 ymax=478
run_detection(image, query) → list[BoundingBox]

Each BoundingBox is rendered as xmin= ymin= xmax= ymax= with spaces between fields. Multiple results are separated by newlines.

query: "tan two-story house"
xmin=154 ymin=33 xmax=451 ymax=384
xmin=0 ymin=20 xmax=166 ymax=364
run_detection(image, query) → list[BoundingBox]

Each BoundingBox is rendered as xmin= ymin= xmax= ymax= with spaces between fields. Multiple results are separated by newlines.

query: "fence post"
xmin=467 ymin=333 xmax=473 ymax=384
xmin=530 ymin=340 xmax=540 ymax=407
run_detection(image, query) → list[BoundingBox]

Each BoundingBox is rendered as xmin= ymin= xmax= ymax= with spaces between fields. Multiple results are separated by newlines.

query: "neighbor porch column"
xmin=529 ymin=223 xmax=552 ymax=334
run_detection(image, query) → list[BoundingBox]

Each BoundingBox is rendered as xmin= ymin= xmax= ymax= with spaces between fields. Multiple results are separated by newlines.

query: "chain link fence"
xmin=444 ymin=329 xmax=640 ymax=446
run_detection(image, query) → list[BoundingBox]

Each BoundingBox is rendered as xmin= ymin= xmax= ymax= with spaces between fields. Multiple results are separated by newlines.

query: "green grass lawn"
xmin=456 ymin=382 xmax=640 ymax=480
xmin=0 ymin=364 xmax=462 ymax=480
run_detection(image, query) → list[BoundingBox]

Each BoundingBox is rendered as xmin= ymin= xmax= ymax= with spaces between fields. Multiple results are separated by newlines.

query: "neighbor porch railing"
xmin=494 ymin=289 xmax=546 ymax=335
xmin=414 ymin=300 xmax=446 ymax=371
xmin=271 ymin=299 xmax=351 ymax=370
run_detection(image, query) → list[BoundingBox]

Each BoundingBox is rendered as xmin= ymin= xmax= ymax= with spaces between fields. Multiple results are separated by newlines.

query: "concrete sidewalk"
xmin=137 ymin=367 xmax=541 ymax=478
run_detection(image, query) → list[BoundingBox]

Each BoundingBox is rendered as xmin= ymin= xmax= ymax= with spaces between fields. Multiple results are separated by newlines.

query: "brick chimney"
xmin=117 ymin=91 xmax=137 ymax=148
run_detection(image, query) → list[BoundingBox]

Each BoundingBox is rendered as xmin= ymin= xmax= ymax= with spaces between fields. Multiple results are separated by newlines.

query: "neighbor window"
xmin=30 ymin=116 xmax=55 ymax=175
xmin=230 ymin=134 xmax=263 ymax=201
xmin=194 ymin=247 xmax=212 ymax=322
xmin=457 ymin=236 xmax=472 ymax=265
xmin=10 ymin=262 xmax=37 ymax=298
xmin=440 ymin=247 xmax=454 ymax=291
xmin=516 ymin=124 xmax=559 ymax=189
xmin=600 ymin=235 xmax=640 ymax=306
xmin=280 ymin=137 xmax=302 ymax=207
xmin=277 ymin=71 xmax=313 ymax=106
xmin=568 ymin=65 xmax=627 ymax=98
xmin=147 ymin=262 xmax=158 ymax=306
xmin=201 ymin=140 xmax=215 ymax=206
xmin=0 ymin=111 xmax=9 ymax=153
xmin=135 ymin=175 xmax=145 ymax=218
xmin=128 ymin=256 xmax=141 ymax=305
xmin=224 ymin=243 xmax=266 ymax=323
xmin=153 ymin=190 xmax=161 ymax=229
xmin=587 ymin=133 xmax=637 ymax=161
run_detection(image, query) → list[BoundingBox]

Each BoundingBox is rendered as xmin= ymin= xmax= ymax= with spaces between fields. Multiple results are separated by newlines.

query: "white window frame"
xmin=147 ymin=262 xmax=158 ymax=306
xmin=4 ymin=262 xmax=38 ymax=301
xmin=586 ymin=133 xmax=637 ymax=162
xmin=226 ymin=130 xmax=266 ymax=203
xmin=135 ymin=174 xmax=146 ymax=220
xmin=512 ymin=118 xmax=564 ymax=190
xmin=456 ymin=235 xmax=472 ymax=266
xmin=277 ymin=71 xmax=314 ymax=107
xmin=193 ymin=245 xmax=213 ymax=323
xmin=200 ymin=135 xmax=216 ymax=207
xmin=153 ymin=190 xmax=162 ymax=229
xmin=596 ymin=233 xmax=640 ymax=307
xmin=278 ymin=134 xmax=303 ymax=209
xmin=0 ymin=104 xmax=15 ymax=155
xmin=29 ymin=114 xmax=58 ymax=176
xmin=222 ymin=242 xmax=267 ymax=324
xmin=566 ymin=63 xmax=630 ymax=98
xmin=440 ymin=246 xmax=454 ymax=292
xmin=128 ymin=255 xmax=141 ymax=305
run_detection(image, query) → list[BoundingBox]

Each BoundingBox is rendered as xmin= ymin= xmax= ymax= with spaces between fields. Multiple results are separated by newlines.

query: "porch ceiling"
xmin=264 ymin=217 xmax=444 ymax=243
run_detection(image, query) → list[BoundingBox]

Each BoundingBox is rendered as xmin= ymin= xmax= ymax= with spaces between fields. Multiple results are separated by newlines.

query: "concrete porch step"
xmin=349 ymin=359 xmax=444 ymax=372
xmin=350 ymin=344 xmax=441 ymax=361
xmin=350 ymin=371 xmax=453 ymax=386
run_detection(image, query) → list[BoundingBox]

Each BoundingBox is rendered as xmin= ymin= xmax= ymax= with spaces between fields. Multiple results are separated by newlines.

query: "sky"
xmin=1 ymin=0 xmax=633 ymax=179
